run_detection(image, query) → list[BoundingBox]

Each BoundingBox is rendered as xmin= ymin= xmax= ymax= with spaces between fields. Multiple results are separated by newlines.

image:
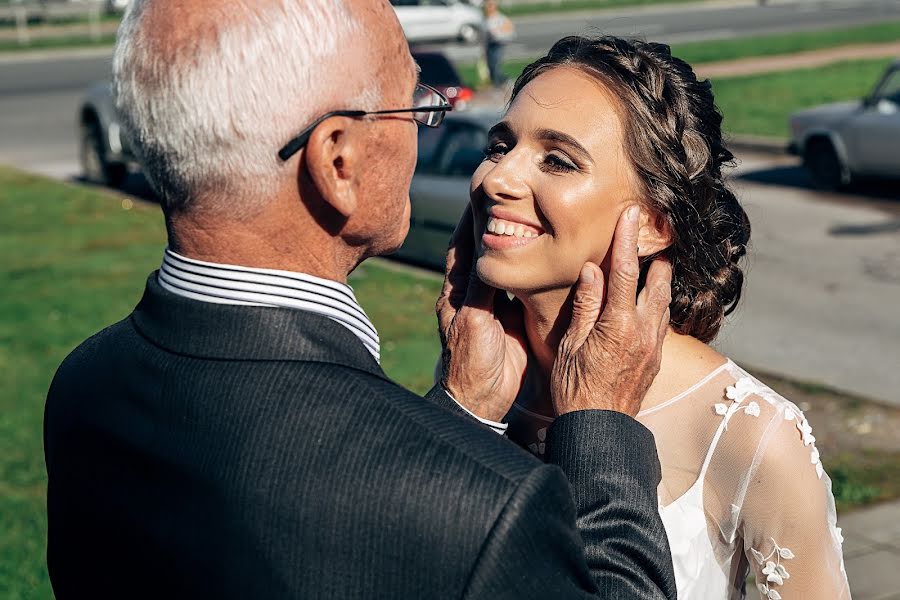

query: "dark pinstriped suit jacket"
xmin=45 ymin=274 xmax=675 ymax=599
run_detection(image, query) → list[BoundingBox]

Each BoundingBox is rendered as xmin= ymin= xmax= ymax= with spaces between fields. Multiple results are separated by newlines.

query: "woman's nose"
xmin=481 ymin=153 xmax=530 ymax=203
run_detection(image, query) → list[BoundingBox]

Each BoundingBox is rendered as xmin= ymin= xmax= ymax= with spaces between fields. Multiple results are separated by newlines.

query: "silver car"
xmin=788 ymin=58 xmax=900 ymax=189
xmin=391 ymin=0 xmax=483 ymax=45
xmin=395 ymin=109 xmax=500 ymax=269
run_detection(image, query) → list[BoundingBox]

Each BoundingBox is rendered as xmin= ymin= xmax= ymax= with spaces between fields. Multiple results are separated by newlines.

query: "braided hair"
xmin=511 ymin=35 xmax=751 ymax=342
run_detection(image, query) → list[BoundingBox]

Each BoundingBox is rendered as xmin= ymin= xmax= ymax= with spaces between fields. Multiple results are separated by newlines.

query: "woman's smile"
xmin=481 ymin=206 xmax=547 ymax=251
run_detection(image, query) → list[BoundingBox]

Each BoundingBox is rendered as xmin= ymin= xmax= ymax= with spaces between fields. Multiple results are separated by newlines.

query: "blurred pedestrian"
xmin=483 ymin=0 xmax=515 ymax=87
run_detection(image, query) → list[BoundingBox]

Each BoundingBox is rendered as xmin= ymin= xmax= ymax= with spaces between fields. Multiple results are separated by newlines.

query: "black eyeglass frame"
xmin=277 ymin=84 xmax=452 ymax=162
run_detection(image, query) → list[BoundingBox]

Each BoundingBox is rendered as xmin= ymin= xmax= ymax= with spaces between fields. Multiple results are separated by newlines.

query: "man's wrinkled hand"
xmin=551 ymin=205 xmax=673 ymax=417
xmin=436 ymin=206 xmax=529 ymax=422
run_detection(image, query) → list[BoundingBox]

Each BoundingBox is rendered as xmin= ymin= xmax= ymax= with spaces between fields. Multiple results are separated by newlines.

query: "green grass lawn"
xmin=713 ymin=58 xmax=892 ymax=137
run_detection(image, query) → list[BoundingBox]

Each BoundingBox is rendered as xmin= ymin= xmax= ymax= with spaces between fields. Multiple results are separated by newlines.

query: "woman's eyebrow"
xmin=487 ymin=121 xmax=514 ymax=139
xmin=535 ymin=128 xmax=593 ymax=164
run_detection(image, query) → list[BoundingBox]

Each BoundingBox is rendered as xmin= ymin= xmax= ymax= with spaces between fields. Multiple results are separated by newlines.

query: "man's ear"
xmin=637 ymin=207 xmax=672 ymax=257
xmin=303 ymin=116 xmax=360 ymax=219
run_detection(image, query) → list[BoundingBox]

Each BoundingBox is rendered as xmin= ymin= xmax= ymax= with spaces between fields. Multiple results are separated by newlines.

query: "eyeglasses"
xmin=277 ymin=83 xmax=451 ymax=162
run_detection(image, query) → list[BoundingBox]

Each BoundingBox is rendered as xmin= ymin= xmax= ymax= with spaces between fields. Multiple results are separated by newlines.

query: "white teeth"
xmin=487 ymin=217 xmax=541 ymax=238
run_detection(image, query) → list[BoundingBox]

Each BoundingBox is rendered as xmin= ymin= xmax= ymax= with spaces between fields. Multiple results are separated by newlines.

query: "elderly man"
xmin=44 ymin=1 xmax=676 ymax=598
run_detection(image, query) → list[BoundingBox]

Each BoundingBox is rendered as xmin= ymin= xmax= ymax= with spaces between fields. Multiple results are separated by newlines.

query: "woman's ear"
xmin=637 ymin=208 xmax=672 ymax=257
xmin=303 ymin=116 xmax=360 ymax=219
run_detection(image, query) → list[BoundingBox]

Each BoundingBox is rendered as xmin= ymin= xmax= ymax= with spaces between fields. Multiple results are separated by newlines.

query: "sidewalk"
xmin=841 ymin=500 xmax=900 ymax=600
xmin=695 ymin=41 xmax=900 ymax=79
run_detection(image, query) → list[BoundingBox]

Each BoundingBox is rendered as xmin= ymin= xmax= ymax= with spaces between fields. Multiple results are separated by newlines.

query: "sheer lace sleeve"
xmin=738 ymin=401 xmax=850 ymax=600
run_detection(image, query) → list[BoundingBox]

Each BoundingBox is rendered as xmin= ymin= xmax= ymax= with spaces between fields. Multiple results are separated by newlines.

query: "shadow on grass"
xmin=69 ymin=170 xmax=159 ymax=205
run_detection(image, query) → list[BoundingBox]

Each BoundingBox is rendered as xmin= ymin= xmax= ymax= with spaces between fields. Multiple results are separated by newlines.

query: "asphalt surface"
xmin=1 ymin=0 xmax=898 ymax=404
xmin=448 ymin=0 xmax=900 ymax=60
xmin=718 ymin=154 xmax=900 ymax=407
xmin=0 ymin=53 xmax=108 ymax=175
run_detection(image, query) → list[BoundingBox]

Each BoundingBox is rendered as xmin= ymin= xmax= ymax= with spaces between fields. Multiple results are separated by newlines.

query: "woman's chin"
xmin=475 ymin=256 xmax=529 ymax=295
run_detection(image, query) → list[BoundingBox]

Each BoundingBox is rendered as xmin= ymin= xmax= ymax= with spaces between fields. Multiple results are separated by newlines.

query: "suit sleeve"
xmin=424 ymin=384 xmax=467 ymax=414
xmin=545 ymin=409 xmax=677 ymax=600
xmin=427 ymin=385 xmax=676 ymax=598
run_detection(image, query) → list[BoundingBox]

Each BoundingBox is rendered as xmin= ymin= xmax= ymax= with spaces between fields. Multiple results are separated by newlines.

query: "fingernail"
xmin=580 ymin=264 xmax=595 ymax=284
xmin=626 ymin=205 xmax=639 ymax=222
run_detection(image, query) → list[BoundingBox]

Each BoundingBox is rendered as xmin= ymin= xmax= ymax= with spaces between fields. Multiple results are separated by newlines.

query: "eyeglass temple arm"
xmin=277 ymin=110 xmax=367 ymax=162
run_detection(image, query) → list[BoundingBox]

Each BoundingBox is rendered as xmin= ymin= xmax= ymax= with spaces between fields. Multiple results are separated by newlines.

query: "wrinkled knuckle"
xmin=572 ymin=290 xmax=598 ymax=312
xmin=652 ymin=282 xmax=672 ymax=307
xmin=614 ymin=257 xmax=640 ymax=281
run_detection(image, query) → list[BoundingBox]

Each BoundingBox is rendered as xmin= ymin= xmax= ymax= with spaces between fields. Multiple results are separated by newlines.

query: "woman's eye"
xmin=483 ymin=142 xmax=508 ymax=159
xmin=543 ymin=153 xmax=576 ymax=173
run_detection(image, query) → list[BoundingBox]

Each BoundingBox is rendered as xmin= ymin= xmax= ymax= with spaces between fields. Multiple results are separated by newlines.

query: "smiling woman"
xmin=473 ymin=35 xmax=851 ymax=600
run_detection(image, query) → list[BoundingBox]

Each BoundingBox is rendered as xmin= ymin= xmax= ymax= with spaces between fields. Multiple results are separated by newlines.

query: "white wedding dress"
xmin=506 ymin=359 xmax=851 ymax=599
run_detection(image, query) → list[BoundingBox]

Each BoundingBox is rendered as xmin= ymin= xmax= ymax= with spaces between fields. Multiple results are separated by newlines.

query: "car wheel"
xmin=80 ymin=120 xmax=127 ymax=188
xmin=457 ymin=23 xmax=479 ymax=44
xmin=803 ymin=139 xmax=847 ymax=190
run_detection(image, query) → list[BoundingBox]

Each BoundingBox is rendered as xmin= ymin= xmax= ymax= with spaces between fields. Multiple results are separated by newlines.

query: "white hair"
xmin=113 ymin=0 xmax=381 ymax=215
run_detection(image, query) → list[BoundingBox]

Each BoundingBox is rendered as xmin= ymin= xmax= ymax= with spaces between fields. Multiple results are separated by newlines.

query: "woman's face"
xmin=471 ymin=67 xmax=639 ymax=295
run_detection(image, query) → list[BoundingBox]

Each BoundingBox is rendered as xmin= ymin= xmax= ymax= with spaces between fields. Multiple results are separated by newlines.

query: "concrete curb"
xmin=0 ymin=45 xmax=112 ymax=64
xmin=727 ymin=134 xmax=788 ymax=155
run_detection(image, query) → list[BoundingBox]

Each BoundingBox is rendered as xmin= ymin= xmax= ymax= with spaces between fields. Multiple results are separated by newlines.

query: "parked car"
xmin=391 ymin=0 xmax=482 ymax=45
xmin=78 ymin=82 xmax=133 ymax=187
xmin=412 ymin=50 xmax=474 ymax=110
xmin=788 ymin=58 xmax=900 ymax=189
xmin=395 ymin=109 xmax=499 ymax=269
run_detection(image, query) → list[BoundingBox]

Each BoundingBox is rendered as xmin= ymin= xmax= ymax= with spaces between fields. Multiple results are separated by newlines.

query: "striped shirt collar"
xmin=157 ymin=249 xmax=381 ymax=362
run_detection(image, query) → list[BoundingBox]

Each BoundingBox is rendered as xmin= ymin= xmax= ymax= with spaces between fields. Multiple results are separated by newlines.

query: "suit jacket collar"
xmin=132 ymin=273 xmax=387 ymax=381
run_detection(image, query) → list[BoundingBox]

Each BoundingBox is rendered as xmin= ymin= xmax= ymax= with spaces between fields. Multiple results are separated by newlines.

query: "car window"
xmin=413 ymin=54 xmax=462 ymax=86
xmin=436 ymin=125 xmax=488 ymax=176
xmin=417 ymin=126 xmax=445 ymax=171
xmin=874 ymin=68 xmax=900 ymax=104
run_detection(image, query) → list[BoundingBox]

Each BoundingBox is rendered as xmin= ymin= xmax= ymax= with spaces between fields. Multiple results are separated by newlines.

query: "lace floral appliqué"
xmin=717 ymin=376 xmax=826 ymax=480
xmin=751 ymin=539 xmax=794 ymax=600
xmin=713 ymin=377 xmax=761 ymax=429
xmin=794 ymin=413 xmax=824 ymax=479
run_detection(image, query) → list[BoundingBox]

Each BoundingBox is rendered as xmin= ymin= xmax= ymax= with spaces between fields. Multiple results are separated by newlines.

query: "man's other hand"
xmin=436 ymin=206 xmax=529 ymax=422
xmin=551 ymin=205 xmax=673 ymax=417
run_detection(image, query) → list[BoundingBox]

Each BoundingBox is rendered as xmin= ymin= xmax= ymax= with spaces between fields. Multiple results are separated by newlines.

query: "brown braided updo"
xmin=511 ymin=35 xmax=751 ymax=342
